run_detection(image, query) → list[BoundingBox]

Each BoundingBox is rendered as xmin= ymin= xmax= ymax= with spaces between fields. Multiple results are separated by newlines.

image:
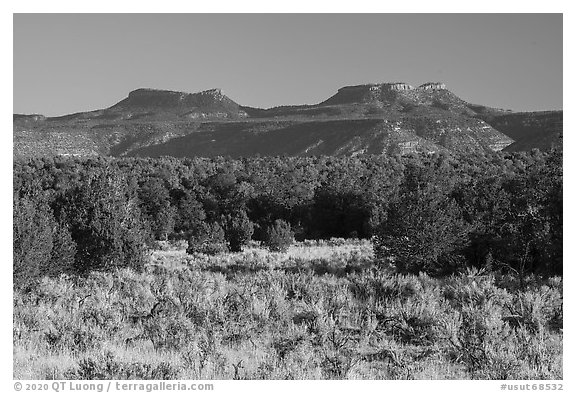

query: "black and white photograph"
xmin=9 ymin=10 xmax=565 ymax=388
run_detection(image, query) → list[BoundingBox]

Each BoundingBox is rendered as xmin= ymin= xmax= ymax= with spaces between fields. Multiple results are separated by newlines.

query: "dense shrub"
xmin=172 ymin=190 xmax=206 ymax=238
xmin=497 ymin=149 xmax=563 ymax=277
xmin=13 ymin=196 xmax=76 ymax=288
xmin=45 ymin=223 xmax=76 ymax=277
xmin=222 ymin=210 xmax=254 ymax=252
xmin=186 ymin=222 xmax=227 ymax=255
xmin=263 ymin=219 xmax=294 ymax=252
xmin=138 ymin=177 xmax=176 ymax=240
xmin=13 ymin=196 xmax=56 ymax=288
xmin=374 ymin=160 xmax=472 ymax=275
xmin=308 ymin=189 xmax=370 ymax=238
xmin=54 ymin=169 xmax=150 ymax=274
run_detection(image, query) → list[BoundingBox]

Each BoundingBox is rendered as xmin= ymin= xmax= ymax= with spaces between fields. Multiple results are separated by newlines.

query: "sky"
xmin=13 ymin=13 xmax=562 ymax=116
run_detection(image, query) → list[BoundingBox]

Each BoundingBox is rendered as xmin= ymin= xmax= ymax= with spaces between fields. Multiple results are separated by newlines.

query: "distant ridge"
xmin=13 ymin=81 xmax=561 ymax=158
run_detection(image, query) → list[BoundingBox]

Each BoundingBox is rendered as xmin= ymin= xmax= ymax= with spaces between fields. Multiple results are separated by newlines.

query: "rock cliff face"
xmin=382 ymin=82 xmax=415 ymax=91
xmin=418 ymin=82 xmax=446 ymax=90
xmin=319 ymin=82 xmax=454 ymax=107
xmin=13 ymin=81 xmax=558 ymax=159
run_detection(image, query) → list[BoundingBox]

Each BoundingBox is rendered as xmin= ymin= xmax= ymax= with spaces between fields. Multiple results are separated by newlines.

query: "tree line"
xmin=13 ymin=148 xmax=562 ymax=288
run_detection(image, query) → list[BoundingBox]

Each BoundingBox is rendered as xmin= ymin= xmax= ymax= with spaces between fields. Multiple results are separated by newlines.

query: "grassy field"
xmin=13 ymin=240 xmax=563 ymax=380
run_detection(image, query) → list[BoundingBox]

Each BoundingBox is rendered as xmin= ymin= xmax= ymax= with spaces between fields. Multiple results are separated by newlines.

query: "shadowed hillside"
xmin=480 ymin=111 xmax=563 ymax=152
xmin=13 ymin=81 xmax=561 ymax=158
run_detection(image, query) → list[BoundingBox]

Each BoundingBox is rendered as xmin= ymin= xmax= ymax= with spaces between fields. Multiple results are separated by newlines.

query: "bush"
xmin=374 ymin=160 xmax=471 ymax=275
xmin=222 ymin=210 xmax=254 ymax=252
xmin=13 ymin=196 xmax=76 ymax=288
xmin=138 ymin=177 xmax=176 ymax=241
xmin=374 ymin=195 xmax=471 ymax=275
xmin=45 ymin=223 xmax=76 ymax=277
xmin=263 ymin=219 xmax=294 ymax=252
xmin=13 ymin=196 xmax=56 ymax=289
xmin=55 ymin=169 xmax=150 ymax=274
xmin=187 ymin=222 xmax=227 ymax=255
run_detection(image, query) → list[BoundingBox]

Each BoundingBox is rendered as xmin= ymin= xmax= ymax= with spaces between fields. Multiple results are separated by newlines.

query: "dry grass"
xmin=14 ymin=240 xmax=562 ymax=380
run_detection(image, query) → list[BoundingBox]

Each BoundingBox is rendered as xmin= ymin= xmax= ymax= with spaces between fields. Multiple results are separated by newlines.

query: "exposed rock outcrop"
xmin=200 ymin=88 xmax=225 ymax=100
xmin=381 ymin=82 xmax=414 ymax=91
xmin=418 ymin=82 xmax=447 ymax=90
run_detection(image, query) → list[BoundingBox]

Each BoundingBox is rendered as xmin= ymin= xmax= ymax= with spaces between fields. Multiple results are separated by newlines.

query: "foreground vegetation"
xmin=14 ymin=240 xmax=562 ymax=380
xmin=13 ymin=150 xmax=562 ymax=379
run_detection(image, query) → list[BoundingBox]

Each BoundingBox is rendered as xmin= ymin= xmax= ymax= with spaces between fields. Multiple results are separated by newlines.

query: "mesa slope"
xmin=13 ymin=82 xmax=561 ymax=158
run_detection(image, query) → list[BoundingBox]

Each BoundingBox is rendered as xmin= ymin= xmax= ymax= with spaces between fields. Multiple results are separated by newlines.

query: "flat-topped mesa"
xmin=122 ymin=88 xmax=189 ymax=108
xmin=117 ymin=87 xmax=237 ymax=110
xmin=127 ymin=88 xmax=186 ymax=100
xmin=417 ymin=82 xmax=447 ymax=90
xmin=127 ymin=87 xmax=225 ymax=100
xmin=102 ymin=87 xmax=246 ymax=120
xmin=337 ymin=82 xmax=414 ymax=93
xmin=322 ymin=82 xmax=416 ymax=105
xmin=129 ymin=88 xmax=168 ymax=96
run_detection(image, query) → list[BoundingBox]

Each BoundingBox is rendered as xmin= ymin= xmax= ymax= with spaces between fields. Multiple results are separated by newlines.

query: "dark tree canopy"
xmin=13 ymin=148 xmax=562 ymax=279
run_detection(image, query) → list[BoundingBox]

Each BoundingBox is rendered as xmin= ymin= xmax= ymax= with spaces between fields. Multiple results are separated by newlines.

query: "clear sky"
xmin=13 ymin=13 xmax=562 ymax=116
